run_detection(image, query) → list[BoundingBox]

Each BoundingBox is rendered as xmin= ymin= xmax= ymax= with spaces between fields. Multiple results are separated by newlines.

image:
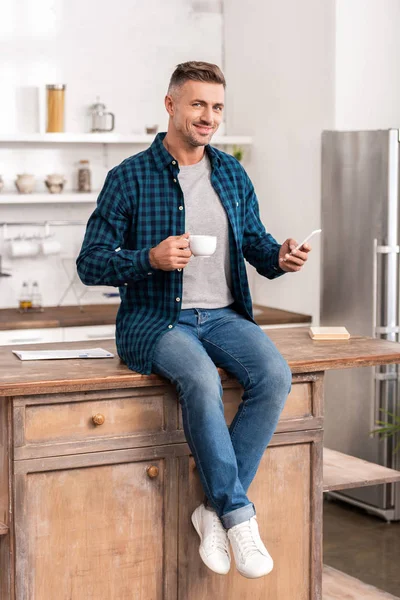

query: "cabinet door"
xmin=177 ymin=432 xmax=323 ymax=600
xmin=14 ymin=446 xmax=181 ymax=600
xmin=0 ymin=327 xmax=63 ymax=346
xmin=62 ymin=324 xmax=116 ymax=342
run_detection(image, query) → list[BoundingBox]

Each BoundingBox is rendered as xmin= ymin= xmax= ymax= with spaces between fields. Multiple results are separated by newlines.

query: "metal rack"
xmin=0 ymin=221 xmax=86 ymax=279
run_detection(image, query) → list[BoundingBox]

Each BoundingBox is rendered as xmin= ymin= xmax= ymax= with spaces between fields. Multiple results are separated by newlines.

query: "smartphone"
xmin=290 ymin=229 xmax=322 ymax=253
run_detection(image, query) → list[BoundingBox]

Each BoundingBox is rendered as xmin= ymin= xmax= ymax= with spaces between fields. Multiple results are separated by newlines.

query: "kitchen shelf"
xmin=0 ymin=133 xmax=253 ymax=145
xmin=0 ymin=193 xmax=97 ymax=204
xmin=323 ymin=447 xmax=400 ymax=492
xmin=323 ymin=565 xmax=400 ymax=599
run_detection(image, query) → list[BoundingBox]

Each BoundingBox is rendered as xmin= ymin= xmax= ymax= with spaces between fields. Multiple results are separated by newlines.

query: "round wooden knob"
xmin=146 ymin=465 xmax=159 ymax=479
xmin=92 ymin=413 xmax=105 ymax=426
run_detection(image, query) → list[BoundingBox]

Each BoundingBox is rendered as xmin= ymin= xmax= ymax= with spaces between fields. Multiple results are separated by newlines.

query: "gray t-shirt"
xmin=177 ymin=153 xmax=235 ymax=309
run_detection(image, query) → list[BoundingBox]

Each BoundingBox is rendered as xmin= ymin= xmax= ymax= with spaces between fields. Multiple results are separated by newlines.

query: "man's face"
xmin=167 ymin=80 xmax=225 ymax=147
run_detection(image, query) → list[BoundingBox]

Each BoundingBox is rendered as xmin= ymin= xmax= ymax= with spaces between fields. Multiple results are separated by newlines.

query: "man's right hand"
xmin=149 ymin=232 xmax=192 ymax=271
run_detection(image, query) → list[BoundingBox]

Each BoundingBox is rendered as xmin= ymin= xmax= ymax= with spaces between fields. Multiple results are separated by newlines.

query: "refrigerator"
xmin=321 ymin=129 xmax=400 ymax=521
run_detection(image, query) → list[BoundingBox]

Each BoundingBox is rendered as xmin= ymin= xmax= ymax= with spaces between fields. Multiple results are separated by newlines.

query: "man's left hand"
xmin=278 ymin=238 xmax=311 ymax=272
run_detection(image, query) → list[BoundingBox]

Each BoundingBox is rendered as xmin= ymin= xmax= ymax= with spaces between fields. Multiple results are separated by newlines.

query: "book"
xmin=308 ymin=326 xmax=350 ymax=340
xmin=12 ymin=347 xmax=114 ymax=361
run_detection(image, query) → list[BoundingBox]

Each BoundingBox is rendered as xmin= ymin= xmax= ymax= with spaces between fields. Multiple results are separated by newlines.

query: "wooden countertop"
xmin=0 ymin=303 xmax=312 ymax=331
xmin=1 ymin=328 xmax=400 ymax=396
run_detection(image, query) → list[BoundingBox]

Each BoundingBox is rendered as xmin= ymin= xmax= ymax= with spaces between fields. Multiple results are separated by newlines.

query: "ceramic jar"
xmin=45 ymin=174 xmax=66 ymax=194
xmin=15 ymin=174 xmax=35 ymax=194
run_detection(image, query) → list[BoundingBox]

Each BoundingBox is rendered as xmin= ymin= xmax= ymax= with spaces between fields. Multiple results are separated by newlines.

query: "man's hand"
xmin=149 ymin=232 xmax=192 ymax=271
xmin=278 ymin=238 xmax=311 ymax=272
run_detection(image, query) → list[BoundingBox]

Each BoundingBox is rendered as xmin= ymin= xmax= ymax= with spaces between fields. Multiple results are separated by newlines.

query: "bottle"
xmin=31 ymin=281 xmax=42 ymax=310
xmin=19 ymin=281 xmax=32 ymax=311
xmin=77 ymin=160 xmax=91 ymax=192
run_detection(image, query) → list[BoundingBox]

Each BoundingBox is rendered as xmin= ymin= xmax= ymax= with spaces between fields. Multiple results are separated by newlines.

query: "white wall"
xmin=224 ymin=0 xmax=335 ymax=324
xmin=0 ymin=0 xmax=223 ymax=309
xmin=336 ymin=0 xmax=400 ymax=129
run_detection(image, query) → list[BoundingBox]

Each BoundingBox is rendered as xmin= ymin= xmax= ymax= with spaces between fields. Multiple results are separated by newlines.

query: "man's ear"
xmin=164 ymin=94 xmax=174 ymax=117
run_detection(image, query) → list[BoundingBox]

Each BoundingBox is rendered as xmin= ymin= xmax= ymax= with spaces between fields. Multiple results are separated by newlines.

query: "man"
xmin=77 ymin=61 xmax=311 ymax=580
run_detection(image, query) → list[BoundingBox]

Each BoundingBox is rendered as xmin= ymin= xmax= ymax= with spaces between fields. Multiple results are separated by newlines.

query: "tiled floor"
xmin=323 ymin=498 xmax=400 ymax=597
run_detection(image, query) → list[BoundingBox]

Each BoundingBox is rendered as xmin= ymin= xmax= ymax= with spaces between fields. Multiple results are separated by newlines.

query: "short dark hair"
xmin=168 ymin=61 xmax=226 ymax=93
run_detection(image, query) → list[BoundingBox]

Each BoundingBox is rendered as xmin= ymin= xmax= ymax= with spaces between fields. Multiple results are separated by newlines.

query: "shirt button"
xmin=124 ymin=283 xmax=128 ymax=286
xmin=172 ymin=160 xmax=176 ymax=165
xmin=236 ymin=202 xmax=239 ymax=206
xmin=168 ymin=324 xmax=173 ymax=329
xmin=147 ymin=272 xmax=152 ymax=275
xmin=173 ymin=178 xmax=177 ymax=183
xmin=177 ymin=268 xmax=182 ymax=272
xmin=176 ymin=297 xmax=180 ymax=302
xmin=178 ymin=206 xmax=183 ymax=210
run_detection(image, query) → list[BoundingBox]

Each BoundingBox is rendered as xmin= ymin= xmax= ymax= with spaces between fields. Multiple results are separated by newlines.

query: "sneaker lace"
xmin=232 ymin=519 xmax=259 ymax=561
xmin=211 ymin=513 xmax=229 ymax=556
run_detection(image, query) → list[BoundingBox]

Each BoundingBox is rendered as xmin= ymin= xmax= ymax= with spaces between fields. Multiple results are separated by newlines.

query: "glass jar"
xmin=19 ymin=281 xmax=32 ymax=311
xmin=46 ymin=84 xmax=66 ymax=132
xmin=77 ymin=160 xmax=91 ymax=193
xmin=31 ymin=281 xmax=43 ymax=310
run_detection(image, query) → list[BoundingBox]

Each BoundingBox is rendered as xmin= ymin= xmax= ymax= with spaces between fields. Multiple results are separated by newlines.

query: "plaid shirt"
xmin=76 ymin=132 xmax=285 ymax=374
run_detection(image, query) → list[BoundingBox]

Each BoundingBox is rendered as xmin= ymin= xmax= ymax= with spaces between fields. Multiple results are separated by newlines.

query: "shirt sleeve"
xmin=76 ymin=169 xmax=156 ymax=287
xmin=241 ymin=172 xmax=286 ymax=280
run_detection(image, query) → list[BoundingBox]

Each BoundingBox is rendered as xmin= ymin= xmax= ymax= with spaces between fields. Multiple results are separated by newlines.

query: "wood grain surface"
xmin=1 ymin=329 xmax=400 ymax=396
xmin=323 ymin=448 xmax=400 ymax=492
xmin=323 ymin=565 xmax=400 ymax=599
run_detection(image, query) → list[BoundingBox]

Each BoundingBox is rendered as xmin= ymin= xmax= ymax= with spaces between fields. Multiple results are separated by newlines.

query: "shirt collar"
xmin=150 ymin=131 xmax=221 ymax=172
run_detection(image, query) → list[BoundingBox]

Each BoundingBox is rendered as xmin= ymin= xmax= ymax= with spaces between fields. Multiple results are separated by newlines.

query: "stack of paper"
xmin=12 ymin=348 xmax=114 ymax=361
xmin=308 ymin=327 xmax=350 ymax=340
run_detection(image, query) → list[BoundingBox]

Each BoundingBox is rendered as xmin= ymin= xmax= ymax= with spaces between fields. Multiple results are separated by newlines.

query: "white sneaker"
xmin=227 ymin=515 xmax=274 ymax=579
xmin=191 ymin=503 xmax=231 ymax=575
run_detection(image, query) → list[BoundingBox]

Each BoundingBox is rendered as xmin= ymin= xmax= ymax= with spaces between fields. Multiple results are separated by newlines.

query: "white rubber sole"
xmin=235 ymin=559 xmax=274 ymax=579
xmin=191 ymin=508 xmax=231 ymax=575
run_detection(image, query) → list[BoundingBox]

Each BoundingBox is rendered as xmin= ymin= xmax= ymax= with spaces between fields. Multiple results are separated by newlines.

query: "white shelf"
xmin=0 ymin=133 xmax=253 ymax=145
xmin=0 ymin=193 xmax=97 ymax=204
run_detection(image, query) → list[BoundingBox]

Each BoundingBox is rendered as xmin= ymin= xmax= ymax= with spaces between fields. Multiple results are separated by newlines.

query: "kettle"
xmin=90 ymin=97 xmax=115 ymax=132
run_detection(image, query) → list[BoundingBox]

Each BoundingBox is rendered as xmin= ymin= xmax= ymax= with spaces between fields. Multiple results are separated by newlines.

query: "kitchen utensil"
xmin=90 ymin=97 xmax=115 ymax=132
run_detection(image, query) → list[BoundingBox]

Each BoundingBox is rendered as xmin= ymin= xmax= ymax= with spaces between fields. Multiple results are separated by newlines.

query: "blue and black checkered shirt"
xmin=76 ymin=132 xmax=285 ymax=374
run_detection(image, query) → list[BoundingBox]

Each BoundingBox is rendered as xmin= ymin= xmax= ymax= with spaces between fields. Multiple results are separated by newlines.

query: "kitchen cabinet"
xmin=1 ymin=330 xmax=400 ymax=598
xmin=0 ymin=325 xmax=115 ymax=346
xmin=62 ymin=324 xmax=116 ymax=342
xmin=0 ymin=327 xmax=63 ymax=346
xmin=14 ymin=450 xmax=177 ymax=599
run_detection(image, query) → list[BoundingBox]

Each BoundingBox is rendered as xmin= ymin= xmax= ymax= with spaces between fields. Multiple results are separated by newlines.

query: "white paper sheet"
xmin=12 ymin=347 xmax=114 ymax=361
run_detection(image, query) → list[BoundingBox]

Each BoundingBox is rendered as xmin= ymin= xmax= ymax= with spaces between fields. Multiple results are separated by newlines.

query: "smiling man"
xmin=77 ymin=61 xmax=311 ymax=580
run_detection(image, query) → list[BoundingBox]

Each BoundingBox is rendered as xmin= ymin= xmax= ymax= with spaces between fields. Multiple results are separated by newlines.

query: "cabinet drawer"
xmin=13 ymin=386 xmax=179 ymax=459
xmin=0 ymin=327 xmax=63 ymax=346
xmin=63 ymin=324 xmax=116 ymax=342
xmin=178 ymin=376 xmax=323 ymax=434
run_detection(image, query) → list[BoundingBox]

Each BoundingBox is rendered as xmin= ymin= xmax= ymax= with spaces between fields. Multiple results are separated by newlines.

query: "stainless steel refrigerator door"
xmin=321 ymin=130 xmax=399 ymax=514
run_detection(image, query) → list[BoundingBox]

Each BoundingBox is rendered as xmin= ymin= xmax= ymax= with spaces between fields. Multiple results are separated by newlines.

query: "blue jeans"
xmin=151 ymin=305 xmax=292 ymax=530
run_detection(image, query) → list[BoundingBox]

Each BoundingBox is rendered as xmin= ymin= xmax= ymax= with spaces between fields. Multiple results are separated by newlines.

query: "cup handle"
xmin=105 ymin=112 xmax=115 ymax=132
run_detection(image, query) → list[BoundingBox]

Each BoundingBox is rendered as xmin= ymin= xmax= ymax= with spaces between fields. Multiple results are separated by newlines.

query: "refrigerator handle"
xmin=372 ymin=238 xmax=378 ymax=338
xmin=371 ymin=238 xmax=378 ymax=433
xmin=370 ymin=240 xmax=400 ymax=434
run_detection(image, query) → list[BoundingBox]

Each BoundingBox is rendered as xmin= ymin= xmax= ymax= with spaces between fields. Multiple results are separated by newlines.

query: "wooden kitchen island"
xmin=1 ymin=329 xmax=400 ymax=600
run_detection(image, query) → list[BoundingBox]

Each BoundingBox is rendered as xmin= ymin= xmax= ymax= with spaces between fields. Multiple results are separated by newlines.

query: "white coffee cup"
xmin=9 ymin=239 xmax=39 ymax=258
xmin=189 ymin=235 xmax=217 ymax=257
xmin=41 ymin=238 xmax=61 ymax=255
